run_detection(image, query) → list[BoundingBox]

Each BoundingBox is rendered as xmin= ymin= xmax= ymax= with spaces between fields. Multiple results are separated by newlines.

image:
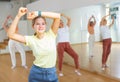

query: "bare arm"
xmin=2 ymin=16 xmax=10 ymax=32
xmin=27 ymin=11 xmax=61 ymax=35
xmin=41 ymin=12 xmax=60 ymax=35
xmin=100 ymin=14 xmax=110 ymax=26
xmin=8 ymin=7 xmax=61 ymax=43
xmin=2 ymin=23 xmax=8 ymax=32
xmin=92 ymin=15 xmax=96 ymax=25
xmin=109 ymin=16 xmax=114 ymax=28
xmin=88 ymin=16 xmax=92 ymax=28
xmin=61 ymin=13 xmax=71 ymax=27
xmin=101 ymin=14 xmax=110 ymax=21
xmin=7 ymin=7 xmax=28 ymax=44
xmin=87 ymin=15 xmax=96 ymax=30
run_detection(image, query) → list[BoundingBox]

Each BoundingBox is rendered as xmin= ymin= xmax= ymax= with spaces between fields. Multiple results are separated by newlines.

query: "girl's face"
xmin=33 ymin=18 xmax=46 ymax=34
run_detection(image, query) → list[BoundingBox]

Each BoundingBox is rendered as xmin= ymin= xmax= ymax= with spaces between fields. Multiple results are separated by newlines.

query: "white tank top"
xmin=57 ymin=26 xmax=70 ymax=43
xmin=100 ymin=25 xmax=111 ymax=39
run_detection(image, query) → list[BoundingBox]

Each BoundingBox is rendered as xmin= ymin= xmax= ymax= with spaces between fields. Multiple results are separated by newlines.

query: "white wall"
xmin=0 ymin=1 xmax=21 ymax=27
xmin=60 ymin=5 xmax=105 ymax=44
xmin=18 ymin=20 xmax=31 ymax=51
xmin=0 ymin=0 xmax=31 ymax=53
xmin=26 ymin=0 xmax=120 ymax=44
xmin=26 ymin=0 xmax=118 ymax=11
xmin=0 ymin=0 xmax=31 ymax=28
xmin=110 ymin=6 xmax=120 ymax=42
xmin=0 ymin=2 xmax=15 ymax=42
xmin=27 ymin=0 xmax=116 ymax=44
xmin=0 ymin=0 xmax=31 ymax=41
xmin=26 ymin=5 xmax=105 ymax=44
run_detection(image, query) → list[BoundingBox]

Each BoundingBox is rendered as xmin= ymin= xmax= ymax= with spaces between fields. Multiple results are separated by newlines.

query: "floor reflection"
xmin=64 ymin=42 xmax=120 ymax=80
xmin=110 ymin=44 xmax=120 ymax=78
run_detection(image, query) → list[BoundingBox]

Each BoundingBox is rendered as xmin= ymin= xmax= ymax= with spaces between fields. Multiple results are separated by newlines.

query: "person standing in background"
xmin=2 ymin=15 xmax=27 ymax=69
xmin=100 ymin=14 xmax=114 ymax=70
xmin=57 ymin=13 xmax=81 ymax=76
xmin=87 ymin=15 xmax=96 ymax=59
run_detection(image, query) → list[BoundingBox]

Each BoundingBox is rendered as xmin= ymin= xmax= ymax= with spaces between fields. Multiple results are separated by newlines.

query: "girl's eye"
xmin=35 ymin=23 xmax=45 ymax=25
xmin=36 ymin=23 xmax=39 ymax=25
xmin=42 ymin=23 xmax=45 ymax=25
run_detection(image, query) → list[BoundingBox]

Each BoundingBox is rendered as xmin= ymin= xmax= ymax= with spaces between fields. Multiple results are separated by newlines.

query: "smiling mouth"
xmin=38 ymin=28 xmax=44 ymax=30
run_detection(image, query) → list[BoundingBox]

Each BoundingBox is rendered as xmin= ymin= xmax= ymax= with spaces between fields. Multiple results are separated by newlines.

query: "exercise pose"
xmin=100 ymin=14 xmax=114 ymax=70
xmin=7 ymin=7 xmax=61 ymax=82
xmin=87 ymin=15 xmax=96 ymax=58
xmin=2 ymin=15 xmax=27 ymax=69
xmin=57 ymin=14 xmax=81 ymax=76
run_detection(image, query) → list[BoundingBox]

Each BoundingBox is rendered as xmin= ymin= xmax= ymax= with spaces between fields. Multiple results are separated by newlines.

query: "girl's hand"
xmin=27 ymin=11 xmax=37 ymax=20
xmin=17 ymin=7 xmax=27 ymax=18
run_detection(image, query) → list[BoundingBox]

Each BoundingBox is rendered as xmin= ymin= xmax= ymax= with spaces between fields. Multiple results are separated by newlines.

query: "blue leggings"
xmin=28 ymin=65 xmax=58 ymax=82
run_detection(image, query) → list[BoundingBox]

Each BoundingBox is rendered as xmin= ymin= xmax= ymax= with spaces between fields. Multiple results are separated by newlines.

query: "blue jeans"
xmin=29 ymin=65 xmax=58 ymax=82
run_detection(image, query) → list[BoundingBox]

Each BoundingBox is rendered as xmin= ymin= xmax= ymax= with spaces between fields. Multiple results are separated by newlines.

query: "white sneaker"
xmin=11 ymin=66 xmax=16 ymax=69
xmin=59 ymin=73 xmax=64 ymax=76
xmin=75 ymin=70 xmax=82 ymax=76
xmin=105 ymin=65 xmax=109 ymax=68
xmin=101 ymin=67 xmax=105 ymax=71
xmin=22 ymin=65 xmax=28 ymax=69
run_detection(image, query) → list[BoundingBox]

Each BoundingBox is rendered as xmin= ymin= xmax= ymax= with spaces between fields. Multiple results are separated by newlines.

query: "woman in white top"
xmin=100 ymin=14 xmax=114 ymax=70
xmin=2 ymin=15 xmax=27 ymax=69
xmin=57 ymin=14 xmax=81 ymax=76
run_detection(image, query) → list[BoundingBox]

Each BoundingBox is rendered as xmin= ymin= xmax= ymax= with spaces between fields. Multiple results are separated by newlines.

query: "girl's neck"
xmin=36 ymin=33 xmax=44 ymax=39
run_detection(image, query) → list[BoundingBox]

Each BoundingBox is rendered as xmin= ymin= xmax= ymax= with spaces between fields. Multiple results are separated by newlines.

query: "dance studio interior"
xmin=0 ymin=0 xmax=120 ymax=82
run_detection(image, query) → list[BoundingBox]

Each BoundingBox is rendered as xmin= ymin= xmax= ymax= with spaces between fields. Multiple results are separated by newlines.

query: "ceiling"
xmin=27 ymin=0 xmax=120 ymax=11
xmin=1 ymin=0 xmax=120 ymax=11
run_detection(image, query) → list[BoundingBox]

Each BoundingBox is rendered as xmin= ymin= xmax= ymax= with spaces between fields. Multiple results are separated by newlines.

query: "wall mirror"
xmin=60 ymin=0 xmax=120 ymax=80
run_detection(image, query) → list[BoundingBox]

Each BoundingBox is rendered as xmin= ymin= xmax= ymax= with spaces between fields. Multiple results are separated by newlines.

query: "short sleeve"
xmin=48 ymin=29 xmax=57 ymax=38
xmin=24 ymin=36 xmax=32 ymax=46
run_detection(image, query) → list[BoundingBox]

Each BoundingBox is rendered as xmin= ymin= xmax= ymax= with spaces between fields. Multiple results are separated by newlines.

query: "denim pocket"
xmin=29 ymin=65 xmax=58 ymax=82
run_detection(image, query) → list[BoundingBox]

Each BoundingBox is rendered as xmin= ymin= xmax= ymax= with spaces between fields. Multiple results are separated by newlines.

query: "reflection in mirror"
xmin=60 ymin=1 xmax=120 ymax=81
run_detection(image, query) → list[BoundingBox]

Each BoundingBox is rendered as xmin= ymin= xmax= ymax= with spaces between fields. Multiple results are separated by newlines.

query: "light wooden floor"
xmin=79 ymin=42 xmax=120 ymax=79
xmin=57 ymin=42 xmax=120 ymax=81
xmin=0 ymin=51 xmax=119 ymax=82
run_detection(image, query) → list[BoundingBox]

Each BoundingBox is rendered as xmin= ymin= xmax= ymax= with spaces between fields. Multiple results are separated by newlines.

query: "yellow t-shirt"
xmin=25 ymin=29 xmax=57 ymax=68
